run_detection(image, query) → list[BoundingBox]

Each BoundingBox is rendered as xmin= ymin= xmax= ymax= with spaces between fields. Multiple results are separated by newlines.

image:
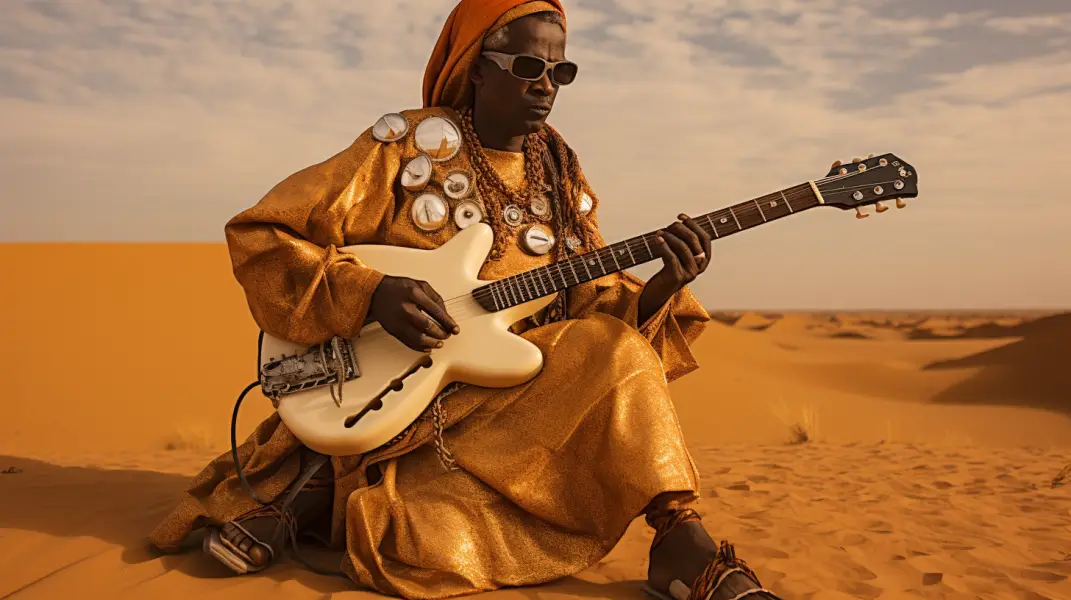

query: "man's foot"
xmin=204 ymin=515 xmax=280 ymax=574
xmin=644 ymin=518 xmax=781 ymax=600
xmin=203 ymin=485 xmax=332 ymax=575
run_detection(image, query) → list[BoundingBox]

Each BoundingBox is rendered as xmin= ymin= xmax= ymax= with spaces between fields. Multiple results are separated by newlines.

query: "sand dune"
xmin=1 ymin=244 xmax=1070 ymax=600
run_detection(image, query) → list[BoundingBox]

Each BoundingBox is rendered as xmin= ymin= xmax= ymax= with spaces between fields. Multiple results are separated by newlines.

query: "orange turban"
xmin=422 ymin=0 xmax=566 ymax=110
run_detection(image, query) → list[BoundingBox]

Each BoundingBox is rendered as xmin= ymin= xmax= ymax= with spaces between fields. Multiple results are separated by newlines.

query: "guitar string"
xmin=453 ymin=171 xmax=898 ymax=307
xmin=350 ymin=169 xmax=908 ymax=334
xmin=429 ymin=172 xmax=902 ymax=318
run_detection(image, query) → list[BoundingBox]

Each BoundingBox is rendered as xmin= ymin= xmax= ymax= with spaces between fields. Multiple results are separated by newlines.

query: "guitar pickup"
xmin=260 ymin=336 xmax=360 ymax=402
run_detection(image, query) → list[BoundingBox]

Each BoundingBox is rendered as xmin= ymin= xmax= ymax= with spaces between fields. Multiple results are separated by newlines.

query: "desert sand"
xmin=1 ymin=243 xmax=1070 ymax=600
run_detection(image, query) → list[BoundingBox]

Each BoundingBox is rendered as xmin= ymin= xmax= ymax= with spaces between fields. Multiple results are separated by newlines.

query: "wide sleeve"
xmin=565 ymin=181 xmax=711 ymax=383
xmin=224 ymin=127 xmax=405 ymax=346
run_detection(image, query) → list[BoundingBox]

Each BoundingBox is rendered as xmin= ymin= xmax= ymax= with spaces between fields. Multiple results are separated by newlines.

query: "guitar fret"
xmin=516 ymin=275 xmax=528 ymax=302
xmin=527 ymin=271 xmax=540 ymax=297
xmin=515 ymin=273 xmax=526 ymax=300
xmin=705 ymin=215 xmax=719 ymax=238
xmin=566 ymin=257 xmax=580 ymax=284
xmin=492 ymin=284 xmax=503 ymax=310
xmin=609 ymin=245 xmax=622 ymax=270
xmin=474 ymin=181 xmax=828 ymax=311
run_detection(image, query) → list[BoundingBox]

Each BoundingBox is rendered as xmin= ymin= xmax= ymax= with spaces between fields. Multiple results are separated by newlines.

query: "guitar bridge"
xmin=260 ymin=336 xmax=359 ymax=406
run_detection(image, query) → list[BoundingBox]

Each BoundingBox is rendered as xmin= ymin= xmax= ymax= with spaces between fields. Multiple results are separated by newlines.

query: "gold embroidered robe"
xmin=149 ymin=106 xmax=711 ymax=599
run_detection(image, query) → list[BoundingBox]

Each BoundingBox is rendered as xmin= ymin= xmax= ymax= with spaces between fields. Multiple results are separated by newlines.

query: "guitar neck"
xmin=472 ymin=181 xmax=824 ymax=312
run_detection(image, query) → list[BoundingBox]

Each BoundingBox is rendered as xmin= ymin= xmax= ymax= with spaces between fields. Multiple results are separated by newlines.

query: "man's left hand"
xmin=637 ymin=213 xmax=711 ymax=325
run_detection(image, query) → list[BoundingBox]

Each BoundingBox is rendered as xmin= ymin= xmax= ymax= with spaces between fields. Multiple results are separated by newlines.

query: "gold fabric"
xmin=149 ymin=107 xmax=711 ymax=598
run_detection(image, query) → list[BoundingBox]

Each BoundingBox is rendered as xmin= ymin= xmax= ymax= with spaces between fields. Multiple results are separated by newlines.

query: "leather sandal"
xmin=641 ymin=509 xmax=780 ymax=600
xmin=203 ymin=504 xmax=292 ymax=574
xmin=203 ymin=453 xmax=346 ymax=578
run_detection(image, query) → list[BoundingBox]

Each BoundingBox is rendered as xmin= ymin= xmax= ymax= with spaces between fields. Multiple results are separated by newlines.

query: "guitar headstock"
xmin=815 ymin=153 xmax=919 ymax=218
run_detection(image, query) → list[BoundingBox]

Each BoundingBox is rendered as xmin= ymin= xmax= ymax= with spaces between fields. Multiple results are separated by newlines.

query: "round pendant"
xmin=503 ymin=204 xmax=524 ymax=227
xmin=443 ymin=171 xmax=472 ymax=199
xmin=372 ymin=113 xmax=409 ymax=143
xmin=578 ymin=192 xmax=593 ymax=215
xmin=414 ymin=116 xmax=461 ymax=162
xmin=529 ymin=195 xmax=550 ymax=218
xmin=400 ymin=154 xmax=432 ymax=191
xmin=520 ymin=224 xmax=555 ymax=256
xmin=565 ymin=236 xmax=582 ymax=252
xmin=410 ymin=192 xmax=449 ymax=231
xmin=454 ymin=200 xmax=483 ymax=229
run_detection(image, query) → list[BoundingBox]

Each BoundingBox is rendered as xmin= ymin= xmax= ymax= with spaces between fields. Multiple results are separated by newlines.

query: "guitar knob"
xmin=875 ymin=201 xmax=889 ymax=213
xmin=896 ymin=198 xmax=907 ymax=209
xmin=855 ymin=207 xmax=869 ymax=219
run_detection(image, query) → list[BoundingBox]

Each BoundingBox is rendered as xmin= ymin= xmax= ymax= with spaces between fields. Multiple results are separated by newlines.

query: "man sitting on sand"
xmin=149 ymin=1 xmax=783 ymax=599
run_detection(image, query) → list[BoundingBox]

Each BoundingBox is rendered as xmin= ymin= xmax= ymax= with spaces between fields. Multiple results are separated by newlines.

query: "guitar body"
xmin=260 ymin=223 xmax=556 ymax=456
xmin=254 ymin=152 xmax=921 ymax=457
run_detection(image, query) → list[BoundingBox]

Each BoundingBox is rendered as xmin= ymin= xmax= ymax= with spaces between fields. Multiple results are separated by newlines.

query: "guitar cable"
xmin=228 ymin=330 xmax=346 ymax=578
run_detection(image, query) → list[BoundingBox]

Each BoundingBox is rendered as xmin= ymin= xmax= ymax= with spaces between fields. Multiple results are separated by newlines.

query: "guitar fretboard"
xmin=472 ymin=182 xmax=822 ymax=312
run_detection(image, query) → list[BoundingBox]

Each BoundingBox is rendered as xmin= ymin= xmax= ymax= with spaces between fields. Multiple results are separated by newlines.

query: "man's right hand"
xmin=367 ymin=276 xmax=460 ymax=352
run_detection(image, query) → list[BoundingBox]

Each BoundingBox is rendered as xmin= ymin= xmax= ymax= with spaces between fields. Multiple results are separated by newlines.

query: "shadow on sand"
xmin=919 ymin=313 xmax=1071 ymax=416
xmin=0 ymin=455 xmax=643 ymax=598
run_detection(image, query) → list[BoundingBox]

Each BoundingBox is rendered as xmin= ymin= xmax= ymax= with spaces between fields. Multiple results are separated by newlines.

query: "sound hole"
xmin=344 ymin=354 xmax=434 ymax=428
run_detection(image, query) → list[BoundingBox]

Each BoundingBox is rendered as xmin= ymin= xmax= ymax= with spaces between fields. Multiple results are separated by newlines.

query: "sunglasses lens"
xmin=511 ymin=56 xmax=549 ymax=80
xmin=551 ymin=62 xmax=578 ymax=85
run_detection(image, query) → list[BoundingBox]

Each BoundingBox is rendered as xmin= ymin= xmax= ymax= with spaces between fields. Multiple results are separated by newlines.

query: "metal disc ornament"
xmin=372 ymin=113 xmax=409 ymax=143
xmin=400 ymin=154 xmax=432 ymax=191
xmin=520 ymin=224 xmax=556 ymax=256
xmin=414 ymin=116 xmax=461 ymax=162
xmin=443 ymin=171 xmax=472 ymax=199
xmin=529 ymin=195 xmax=550 ymax=218
xmin=578 ymin=192 xmax=593 ymax=215
xmin=503 ymin=204 xmax=524 ymax=227
xmin=410 ymin=192 xmax=449 ymax=231
xmin=454 ymin=200 xmax=483 ymax=229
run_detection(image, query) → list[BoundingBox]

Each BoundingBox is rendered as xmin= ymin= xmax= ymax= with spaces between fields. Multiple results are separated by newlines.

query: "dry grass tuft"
xmin=771 ymin=400 xmax=819 ymax=445
xmin=163 ymin=424 xmax=217 ymax=452
xmin=1052 ymin=464 xmax=1071 ymax=489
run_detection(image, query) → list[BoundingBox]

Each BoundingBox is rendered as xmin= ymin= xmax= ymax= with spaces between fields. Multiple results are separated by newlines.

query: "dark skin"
xmin=223 ymin=13 xmax=791 ymax=596
xmin=368 ymin=13 xmax=711 ymax=350
xmin=365 ymin=13 xmax=734 ymax=598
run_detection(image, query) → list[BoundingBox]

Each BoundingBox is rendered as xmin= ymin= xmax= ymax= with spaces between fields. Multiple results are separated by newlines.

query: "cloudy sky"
xmin=2 ymin=0 xmax=1069 ymax=310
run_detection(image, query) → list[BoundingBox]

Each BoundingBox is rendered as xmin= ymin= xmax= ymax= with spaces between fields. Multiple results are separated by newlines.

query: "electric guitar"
xmin=256 ymin=153 xmax=920 ymax=456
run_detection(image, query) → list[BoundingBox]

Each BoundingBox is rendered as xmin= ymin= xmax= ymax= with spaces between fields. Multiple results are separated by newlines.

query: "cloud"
xmin=1 ymin=0 xmax=1069 ymax=308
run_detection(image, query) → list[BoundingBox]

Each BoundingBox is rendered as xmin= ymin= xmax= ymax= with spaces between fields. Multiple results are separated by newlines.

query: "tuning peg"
xmin=875 ymin=201 xmax=889 ymax=213
xmin=855 ymin=207 xmax=869 ymax=219
xmin=896 ymin=198 xmax=906 ymax=209
xmin=867 ymin=153 xmax=874 ymax=159
xmin=853 ymin=157 xmax=862 ymax=163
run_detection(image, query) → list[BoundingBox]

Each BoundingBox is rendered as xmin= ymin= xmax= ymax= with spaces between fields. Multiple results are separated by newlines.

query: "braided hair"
xmin=458 ymin=107 xmax=601 ymax=261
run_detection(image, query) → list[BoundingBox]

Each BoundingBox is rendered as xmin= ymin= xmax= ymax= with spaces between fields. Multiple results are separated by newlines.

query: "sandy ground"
xmin=1 ymin=244 xmax=1070 ymax=599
